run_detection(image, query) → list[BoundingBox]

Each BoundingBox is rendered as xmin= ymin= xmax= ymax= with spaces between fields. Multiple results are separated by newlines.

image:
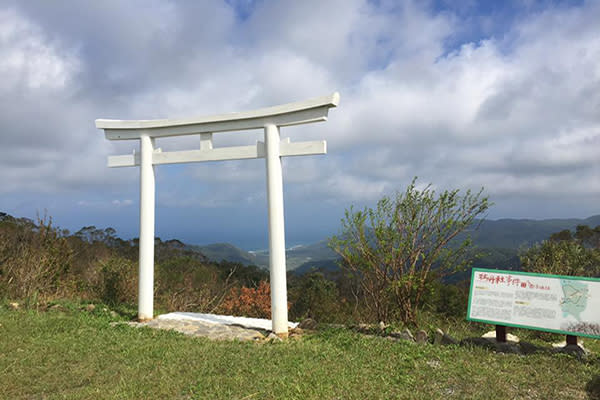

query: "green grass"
xmin=0 ymin=305 xmax=598 ymax=399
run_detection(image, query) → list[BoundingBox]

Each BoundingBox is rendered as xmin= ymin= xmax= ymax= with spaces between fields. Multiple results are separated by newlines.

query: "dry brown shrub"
xmin=154 ymin=258 xmax=238 ymax=313
xmin=0 ymin=215 xmax=72 ymax=301
xmin=219 ymin=281 xmax=277 ymax=318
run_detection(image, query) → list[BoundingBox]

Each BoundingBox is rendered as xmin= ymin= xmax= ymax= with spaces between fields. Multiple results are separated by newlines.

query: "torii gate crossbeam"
xmin=96 ymin=93 xmax=339 ymax=337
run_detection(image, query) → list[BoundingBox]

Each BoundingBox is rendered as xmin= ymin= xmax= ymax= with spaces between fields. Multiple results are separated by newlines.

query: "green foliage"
xmin=520 ymin=240 xmax=600 ymax=277
xmin=99 ymin=256 xmax=136 ymax=305
xmin=521 ymin=224 xmax=600 ymax=277
xmin=573 ymin=224 xmax=600 ymax=248
xmin=289 ymin=272 xmax=348 ymax=323
xmin=216 ymin=260 xmax=269 ymax=287
xmin=0 ymin=308 xmax=598 ymax=399
xmin=329 ymin=178 xmax=490 ymax=324
xmin=549 ymin=229 xmax=573 ymax=242
xmin=424 ymin=281 xmax=469 ymax=318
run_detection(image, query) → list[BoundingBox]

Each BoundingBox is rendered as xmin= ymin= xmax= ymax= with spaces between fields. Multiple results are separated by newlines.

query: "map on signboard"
xmin=560 ymin=279 xmax=588 ymax=321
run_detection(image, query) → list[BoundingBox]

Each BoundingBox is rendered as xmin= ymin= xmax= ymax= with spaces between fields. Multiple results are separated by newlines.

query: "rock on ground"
xmin=118 ymin=319 xmax=266 ymax=341
xmin=298 ymin=318 xmax=318 ymax=330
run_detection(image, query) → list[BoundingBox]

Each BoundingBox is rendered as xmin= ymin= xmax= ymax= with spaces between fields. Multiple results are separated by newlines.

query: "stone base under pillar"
xmin=275 ymin=331 xmax=289 ymax=339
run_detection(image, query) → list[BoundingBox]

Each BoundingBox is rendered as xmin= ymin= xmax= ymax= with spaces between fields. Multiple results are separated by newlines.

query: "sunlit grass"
xmin=1 ymin=304 xmax=598 ymax=399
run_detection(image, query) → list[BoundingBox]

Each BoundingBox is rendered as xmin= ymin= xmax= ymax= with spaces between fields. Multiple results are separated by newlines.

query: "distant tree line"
xmin=520 ymin=224 xmax=600 ymax=277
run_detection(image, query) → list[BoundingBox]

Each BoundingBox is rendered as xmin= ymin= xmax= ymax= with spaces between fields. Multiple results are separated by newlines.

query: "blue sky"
xmin=1 ymin=0 xmax=599 ymax=249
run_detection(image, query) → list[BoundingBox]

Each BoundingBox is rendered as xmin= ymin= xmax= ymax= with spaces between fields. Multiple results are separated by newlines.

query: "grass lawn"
xmin=1 ymin=305 xmax=599 ymax=399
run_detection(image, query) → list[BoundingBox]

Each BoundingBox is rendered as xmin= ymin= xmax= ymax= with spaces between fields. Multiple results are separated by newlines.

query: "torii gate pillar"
xmin=138 ymin=134 xmax=155 ymax=320
xmin=264 ymin=124 xmax=288 ymax=334
xmin=96 ymin=93 xmax=339 ymax=336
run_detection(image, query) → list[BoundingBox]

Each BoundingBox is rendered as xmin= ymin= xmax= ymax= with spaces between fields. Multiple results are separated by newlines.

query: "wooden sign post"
xmin=96 ymin=93 xmax=340 ymax=337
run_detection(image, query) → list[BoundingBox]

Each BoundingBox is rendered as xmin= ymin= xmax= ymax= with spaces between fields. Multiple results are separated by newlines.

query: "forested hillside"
xmin=193 ymin=215 xmax=600 ymax=274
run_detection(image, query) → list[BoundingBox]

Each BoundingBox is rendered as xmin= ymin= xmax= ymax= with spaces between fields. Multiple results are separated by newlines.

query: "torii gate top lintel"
xmin=95 ymin=92 xmax=339 ymax=140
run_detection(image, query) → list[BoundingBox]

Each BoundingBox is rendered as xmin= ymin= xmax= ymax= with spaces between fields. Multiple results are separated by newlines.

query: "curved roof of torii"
xmin=96 ymin=92 xmax=339 ymax=140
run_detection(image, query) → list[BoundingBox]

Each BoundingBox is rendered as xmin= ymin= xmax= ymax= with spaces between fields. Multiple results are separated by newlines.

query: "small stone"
xmin=519 ymin=341 xmax=541 ymax=355
xmin=378 ymin=321 xmax=387 ymax=331
xmin=441 ymin=333 xmax=458 ymax=346
xmin=86 ymin=304 xmax=96 ymax=312
xmin=495 ymin=342 xmax=521 ymax=354
xmin=460 ymin=337 xmax=521 ymax=354
xmin=460 ymin=337 xmax=497 ymax=350
xmin=8 ymin=302 xmax=19 ymax=310
xmin=145 ymin=319 xmax=160 ymax=327
xmin=298 ymin=318 xmax=318 ymax=330
xmin=110 ymin=311 xmax=118 ymax=318
xmin=434 ymin=329 xmax=458 ymax=345
xmin=389 ymin=328 xmax=414 ymax=342
xmin=290 ymin=327 xmax=304 ymax=336
xmin=434 ymin=328 xmax=444 ymax=345
xmin=267 ymin=332 xmax=283 ymax=342
xmin=416 ymin=330 xmax=428 ymax=344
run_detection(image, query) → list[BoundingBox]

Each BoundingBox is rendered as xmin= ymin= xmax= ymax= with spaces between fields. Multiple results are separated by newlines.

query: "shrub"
xmin=99 ymin=256 xmax=136 ymax=305
xmin=0 ymin=215 xmax=72 ymax=301
xmin=289 ymin=272 xmax=343 ymax=322
xmin=220 ymin=281 xmax=273 ymax=318
xmin=155 ymin=257 xmax=237 ymax=313
xmin=520 ymin=240 xmax=600 ymax=277
xmin=425 ymin=281 xmax=469 ymax=318
xmin=329 ymin=178 xmax=490 ymax=324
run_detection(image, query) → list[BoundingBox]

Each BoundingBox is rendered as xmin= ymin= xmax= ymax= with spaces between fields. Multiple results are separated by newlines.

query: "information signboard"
xmin=467 ymin=268 xmax=600 ymax=339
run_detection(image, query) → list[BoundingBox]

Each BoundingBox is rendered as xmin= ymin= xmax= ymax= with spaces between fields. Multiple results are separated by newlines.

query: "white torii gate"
xmin=95 ymin=92 xmax=339 ymax=337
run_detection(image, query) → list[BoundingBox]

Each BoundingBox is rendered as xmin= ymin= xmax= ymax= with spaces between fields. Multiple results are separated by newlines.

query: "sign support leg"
xmin=264 ymin=124 xmax=289 ymax=338
xmin=566 ymin=335 xmax=578 ymax=346
xmin=138 ymin=134 xmax=155 ymax=321
xmin=495 ymin=325 xmax=507 ymax=343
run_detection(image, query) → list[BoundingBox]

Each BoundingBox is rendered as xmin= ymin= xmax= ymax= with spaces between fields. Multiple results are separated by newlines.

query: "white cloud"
xmin=0 ymin=9 xmax=79 ymax=92
xmin=1 ymin=0 xmax=599 ymax=229
xmin=316 ymin=1 xmax=600 ymax=209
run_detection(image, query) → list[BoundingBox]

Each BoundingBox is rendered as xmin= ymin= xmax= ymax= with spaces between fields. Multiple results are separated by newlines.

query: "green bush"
xmin=99 ymin=256 xmax=136 ymax=305
xmin=289 ymin=272 xmax=343 ymax=322
xmin=520 ymin=240 xmax=600 ymax=277
xmin=329 ymin=178 xmax=490 ymax=324
xmin=424 ymin=281 xmax=469 ymax=318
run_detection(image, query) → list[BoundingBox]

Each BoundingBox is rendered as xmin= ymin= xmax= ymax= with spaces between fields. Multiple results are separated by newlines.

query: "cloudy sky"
xmin=1 ymin=0 xmax=599 ymax=249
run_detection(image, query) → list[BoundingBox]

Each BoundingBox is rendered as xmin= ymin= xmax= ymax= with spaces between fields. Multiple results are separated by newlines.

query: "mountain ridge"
xmin=193 ymin=215 xmax=600 ymax=272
